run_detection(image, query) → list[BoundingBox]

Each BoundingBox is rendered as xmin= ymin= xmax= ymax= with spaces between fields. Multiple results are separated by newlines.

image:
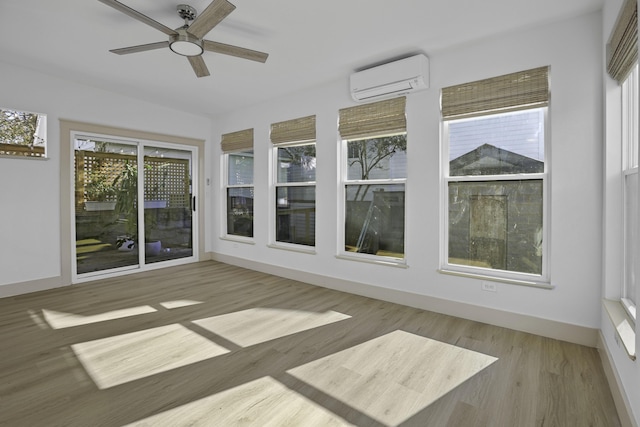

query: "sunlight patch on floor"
xmin=42 ymin=306 xmax=157 ymax=329
xmin=72 ymin=324 xmax=229 ymax=389
xmin=122 ymin=376 xmax=354 ymax=427
xmin=288 ymin=330 xmax=498 ymax=426
xmin=159 ymin=300 xmax=203 ymax=309
xmin=192 ymin=308 xmax=351 ymax=347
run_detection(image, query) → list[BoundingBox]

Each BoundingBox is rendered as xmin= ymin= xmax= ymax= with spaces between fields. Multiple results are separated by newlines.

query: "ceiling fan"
xmin=98 ymin=0 xmax=269 ymax=77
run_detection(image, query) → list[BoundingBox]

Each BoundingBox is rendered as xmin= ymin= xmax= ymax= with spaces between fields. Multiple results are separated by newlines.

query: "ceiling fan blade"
xmin=98 ymin=0 xmax=177 ymax=36
xmin=188 ymin=56 xmax=210 ymax=77
xmin=203 ymin=40 xmax=268 ymax=63
xmin=110 ymin=41 xmax=170 ymax=55
xmin=187 ymin=0 xmax=236 ymax=39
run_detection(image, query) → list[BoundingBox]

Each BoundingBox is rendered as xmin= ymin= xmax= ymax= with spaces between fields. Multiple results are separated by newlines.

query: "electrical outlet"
xmin=481 ymin=281 xmax=497 ymax=292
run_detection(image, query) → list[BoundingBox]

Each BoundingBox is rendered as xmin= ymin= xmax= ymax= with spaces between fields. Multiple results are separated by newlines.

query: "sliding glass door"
xmin=73 ymin=135 xmax=196 ymax=279
xmin=143 ymin=145 xmax=194 ymax=265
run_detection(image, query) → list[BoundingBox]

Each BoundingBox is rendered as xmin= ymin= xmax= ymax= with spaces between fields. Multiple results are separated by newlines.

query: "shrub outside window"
xmin=0 ymin=108 xmax=47 ymax=158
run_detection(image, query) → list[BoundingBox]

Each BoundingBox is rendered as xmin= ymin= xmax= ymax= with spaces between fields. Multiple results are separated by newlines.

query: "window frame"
xmin=621 ymin=63 xmax=639 ymax=322
xmin=338 ymin=131 xmax=408 ymax=267
xmin=222 ymin=149 xmax=255 ymax=242
xmin=269 ymin=140 xmax=317 ymax=252
xmin=440 ymin=107 xmax=551 ymax=286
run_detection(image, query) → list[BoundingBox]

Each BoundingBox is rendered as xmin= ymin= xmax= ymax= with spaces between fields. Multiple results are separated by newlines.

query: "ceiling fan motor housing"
xmin=170 ymin=28 xmax=204 ymax=56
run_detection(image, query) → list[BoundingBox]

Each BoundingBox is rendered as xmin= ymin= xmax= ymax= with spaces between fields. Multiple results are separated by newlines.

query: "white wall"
xmin=0 ymin=61 xmax=212 ymax=291
xmin=210 ymin=11 xmax=604 ymax=333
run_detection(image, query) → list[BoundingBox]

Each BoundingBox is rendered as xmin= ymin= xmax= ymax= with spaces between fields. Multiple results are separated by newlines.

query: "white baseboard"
xmin=209 ymin=252 xmax=598 ymax=347
xmin=0 ymin=276 xmax=67 ymax=299
xmin=597 ymin=331 xmax=637 ymax=427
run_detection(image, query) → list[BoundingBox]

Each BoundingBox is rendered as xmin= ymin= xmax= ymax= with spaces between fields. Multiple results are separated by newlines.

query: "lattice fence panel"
xmin=74 ymin=151 xmax=189 ymax=209
xmin=144 ymin=157 xmax=190 ymax=208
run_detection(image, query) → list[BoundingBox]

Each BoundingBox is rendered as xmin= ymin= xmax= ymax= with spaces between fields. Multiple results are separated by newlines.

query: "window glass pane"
xmin=449 ymin=109 xmax=544 ymax=176
xmin=228 ymin=151 xmax=253 ymax=185
xmin=345 ymin=184 xmax=404 ymax=258
xmin=623 ymin=64 xmax=639 ymax=169
xmin=74 ymin=139 xmax=139 ymax=274
xmin=347 ymin=134 xmax=407 ymax=180
xmin=276 ymin=186 xmax=315 ymax=246
xmin=227 ymin=187 xmax=253 ymax=237
xmin=448 ymin=180 xmax=543 ymax=274
xmin=625 ymin=172 xmax=638 ymax=303
xmin=0 ymin=108 xmax=47 ymax=158
xmin=277 ymin=145 xmax=316 ymax=183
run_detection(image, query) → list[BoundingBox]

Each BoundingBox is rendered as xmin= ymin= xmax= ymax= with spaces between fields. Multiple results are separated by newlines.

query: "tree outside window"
xmin=0 ymin=108 xmax=46 ymax=158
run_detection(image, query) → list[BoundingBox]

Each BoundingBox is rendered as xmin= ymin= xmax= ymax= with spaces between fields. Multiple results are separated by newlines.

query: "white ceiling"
xmin=0 ymin=0 xmax=602 ymax=118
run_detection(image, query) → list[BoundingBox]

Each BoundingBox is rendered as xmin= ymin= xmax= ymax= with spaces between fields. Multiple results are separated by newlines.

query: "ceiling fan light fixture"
xmin=169 ymin=31 xmax=203 ymax=56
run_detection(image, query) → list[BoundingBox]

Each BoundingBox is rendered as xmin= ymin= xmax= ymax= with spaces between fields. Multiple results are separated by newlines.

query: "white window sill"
xmin=336 ymin=253 xmax=408 ymax=269
xmin=621 ymin=298 xmax=636 ymax=325
xmin=437 ymin=268 xmax=554 ymax=289
xmin=603 ymin=299 xmax=636 ymax=361
xmin=219 ymin=235 xmax=255 ymax=245
xmin=267 ymin=243 xmax=316 ymax=255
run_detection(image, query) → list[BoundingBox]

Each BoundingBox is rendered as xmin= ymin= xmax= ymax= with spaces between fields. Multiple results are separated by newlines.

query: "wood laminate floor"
xmin=0 ymin=261 xmax=621 ymax=426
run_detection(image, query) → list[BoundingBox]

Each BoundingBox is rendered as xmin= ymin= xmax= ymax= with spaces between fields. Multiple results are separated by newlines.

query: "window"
xmin=0 ymin=108 xmax=47 ymax=158
xmin=622 ymin=64 xmax=638 ymax=320
xmin=274 ymin=144 xmax=316 ymax=246
xmin=270 ymin=115 xmax=316 ymax=248
xmin=441 ymin=67 xmax=549 ymax=283
xmin=339 ymin=98 xmax=407 ymax=262
xmin=221 ymin=129 xmax=254 ymax=239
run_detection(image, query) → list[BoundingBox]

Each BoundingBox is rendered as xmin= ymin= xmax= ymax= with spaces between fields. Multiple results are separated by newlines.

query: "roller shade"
xmin=339 ymin=97 xmax=406 ymax=140
xmin=221 ymin=128 xmax=253 ymax=152
xmin=441 ymin=66 xmax=549 ymax=121
xmin=270 ymin=115 xmax=316 ymax=145
xmin=607 ymin=0 xmax=638 ymax=83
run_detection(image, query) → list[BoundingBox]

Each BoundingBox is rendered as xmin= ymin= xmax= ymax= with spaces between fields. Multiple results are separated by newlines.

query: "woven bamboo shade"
xmin=441 ymin=67 xmax=549 ymax=121
xmin=339 ymin=97 xmax=407 ymax=140
xmin=270 ymin=115 xmax=316 ymax=145
xmin=607 ymin=0 xmax=638 ymax=83
xmin=221 ymin=128 xmax=254 ymax=152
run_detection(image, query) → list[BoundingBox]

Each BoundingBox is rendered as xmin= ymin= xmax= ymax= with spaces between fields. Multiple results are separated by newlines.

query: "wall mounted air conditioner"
xmin=349 ymin=54 xmax=429 ymax=102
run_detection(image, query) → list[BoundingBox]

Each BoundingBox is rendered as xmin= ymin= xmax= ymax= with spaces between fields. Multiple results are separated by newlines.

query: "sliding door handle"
xmin=192 ymin=195 xmax=196 ymax=212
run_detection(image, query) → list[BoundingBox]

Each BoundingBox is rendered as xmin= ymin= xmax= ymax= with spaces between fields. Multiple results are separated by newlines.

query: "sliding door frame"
xmin=61 ymin=120 xmax=205 ymax=284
